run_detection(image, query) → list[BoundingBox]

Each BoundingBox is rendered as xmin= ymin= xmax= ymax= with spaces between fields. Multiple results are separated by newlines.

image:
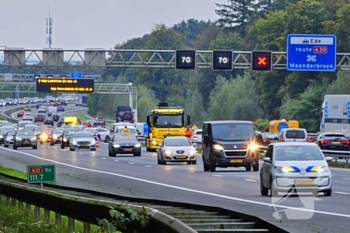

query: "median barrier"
xmin=0 ymin=177 xmax=196 ymax=233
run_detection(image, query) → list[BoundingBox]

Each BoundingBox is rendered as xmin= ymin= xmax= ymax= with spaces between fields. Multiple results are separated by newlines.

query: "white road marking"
xmin=330 ymin=167 xmax=350 ymax=172
xmin=80 ymin=153 xmax=84 ymax=155
xmin=114 ymin=160 xmax=119 ymax=162
xmin=3 ymin=147 xmax=350 ymax=218
xmin=343 ymin=178 xmax=350 ymax=180
xmin=245 ymin=179 xmax=256 ymax=182
xmin=101 ymin=158 xmax=106 ymax=160
xmin=186 ymin=171 xmax=194 ymax=173
xmin=145 ymin=165 xmax=152 ymax=168
xmin=334 ymin=191 xmax=350 ymax=195
xmin=128 ymin=162 xmax=134 ymax=165
xmin=213 ymin=175 xmax=222 ymax=177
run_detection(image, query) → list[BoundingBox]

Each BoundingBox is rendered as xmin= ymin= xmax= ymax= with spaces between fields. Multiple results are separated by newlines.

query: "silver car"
xmin=69 ymin=132 xmax=96 ymax=151
xmin=260 ymin=142 xmax=332 ymax=196
xmin=192 ymin=129 xmax=202 ymax=143
xmin=157 ymin=136 xmax=197 ymax=165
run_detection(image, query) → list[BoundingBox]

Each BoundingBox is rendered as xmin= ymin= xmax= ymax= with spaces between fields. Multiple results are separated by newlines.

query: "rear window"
xmin=263 ymin=133 xmax=278 ymax=139
xmin=307 ymin=135 xmax=318 ymax=139
xmin=285 ymin=130 xmax=306 ymax=139
xmin=324 ymin=134 xmax=344 ymax=138
xmin=195 ymin=131 xmax=202 ymax=135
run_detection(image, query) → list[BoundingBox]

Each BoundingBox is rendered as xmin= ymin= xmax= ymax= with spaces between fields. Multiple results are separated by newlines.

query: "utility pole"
xmin=46 ymin=5 xmax=53 ymax=48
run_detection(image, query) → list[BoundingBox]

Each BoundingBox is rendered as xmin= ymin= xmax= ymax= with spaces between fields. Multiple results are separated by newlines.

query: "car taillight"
xmin=342 ymin=140 xmax=349 ymax=145
xmin=281 ymin=138 xmax=285 ymax=142
xmin=262 ymin=139 xmax=269 ymax=143
xmin=320 ymin=140 xmax=330 ymax=144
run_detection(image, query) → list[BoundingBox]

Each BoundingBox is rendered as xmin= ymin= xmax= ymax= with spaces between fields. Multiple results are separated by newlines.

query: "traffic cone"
xmin=96 ymin=141 xmax=100 ymax=149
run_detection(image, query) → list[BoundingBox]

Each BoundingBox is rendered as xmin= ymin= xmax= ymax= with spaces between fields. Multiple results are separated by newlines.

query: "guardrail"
xmin=322 ymin=150 xmax=350 ymax=164
xmin=0 ymin=178 xmax=195 ymax=233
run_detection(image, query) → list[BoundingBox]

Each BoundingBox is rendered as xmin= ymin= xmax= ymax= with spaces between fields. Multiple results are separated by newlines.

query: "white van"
xmin=278 ymin=128 xmax=307 ymax=142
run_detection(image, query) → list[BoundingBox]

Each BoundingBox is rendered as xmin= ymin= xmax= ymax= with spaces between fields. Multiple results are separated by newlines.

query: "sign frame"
xmin=212 ymin=50 xmax=233 ymax=71
xmin=27 ymin=164 xmax=56 ymax=184
xmin=36 ymin=78 xmax=94 ymax=93
xmin=287 ymin=34 xmax=337 ymax=72
xmin=175 ymin=50 xmax=196 ymax=70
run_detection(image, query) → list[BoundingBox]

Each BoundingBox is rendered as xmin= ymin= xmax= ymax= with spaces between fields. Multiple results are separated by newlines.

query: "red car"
xmin=17 ymin=110 xmax=24 ymax=118
xmin=95 ymin=116 xmax=105 ymax=122
xmin=82 ymin=121 xmax=92 ymax=128
xmin=306 ymin=133 xmax=318 ymax=142
xmin=53 ymin=101 xmax=60 ymax=107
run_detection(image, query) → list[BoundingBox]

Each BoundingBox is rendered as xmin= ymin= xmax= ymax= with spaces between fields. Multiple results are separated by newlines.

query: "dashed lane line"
xmin=128 ymin=162 xmax=135 ymax=165
xmin=213 ymin=174 xmax=223 ymax=177
xmin=186 ymin=171 xmax=194 ymax=173
xmin=334 ymin=191 xmax=350 ymax=195
xmin=145 ymin=165 xmax=152 ymax=168
xmin=245 ymin=179 xmax=257 ymax=182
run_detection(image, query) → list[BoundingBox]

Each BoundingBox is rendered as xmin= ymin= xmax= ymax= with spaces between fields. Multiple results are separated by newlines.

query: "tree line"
xmin=86 ymin=0 xmax=350 ymax=132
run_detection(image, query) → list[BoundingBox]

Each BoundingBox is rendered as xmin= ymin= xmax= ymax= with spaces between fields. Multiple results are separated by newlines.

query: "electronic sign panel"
xmin=36 ymin=78 xmax=94 ymax=93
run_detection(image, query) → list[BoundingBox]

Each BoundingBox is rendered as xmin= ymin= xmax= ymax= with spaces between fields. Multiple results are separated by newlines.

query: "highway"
xmin=0 ymin=105 xmax=349 ymax=233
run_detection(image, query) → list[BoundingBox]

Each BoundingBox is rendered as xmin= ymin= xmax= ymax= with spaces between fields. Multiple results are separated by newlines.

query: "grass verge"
xmin=0 ymin=164 xmax=27 ymax=180
xmin=75 ymin=111 xmax=89 ymax=121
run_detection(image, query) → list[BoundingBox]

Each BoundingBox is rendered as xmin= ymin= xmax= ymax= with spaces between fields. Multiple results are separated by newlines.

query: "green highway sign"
xmin=27 ymin=164 xmax=56 ymax=183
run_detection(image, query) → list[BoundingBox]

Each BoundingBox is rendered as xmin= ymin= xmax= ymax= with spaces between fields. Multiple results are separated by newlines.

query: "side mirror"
xmin=263 ymin=157 xmax=271 ymax=163
xmin=325 ymin=156 xmax=333 ymax=162
xmin=203 ymin=136 xmax=210 ymax=144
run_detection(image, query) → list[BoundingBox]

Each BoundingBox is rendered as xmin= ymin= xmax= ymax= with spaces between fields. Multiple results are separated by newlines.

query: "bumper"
xmin=273 ymin=176 xmax=331 ymax=193
xmin=14 ymin=142 xmax=37 ymax=147
xmin=71 ymin=143 xmax=96 ymax=149
xmin=111 ymin=147 xmax=141 ymax=154
xmin=210 ymin=150 xmax=258 ymax=167
xmin=162 ymin=154 xmax=197 ymax=162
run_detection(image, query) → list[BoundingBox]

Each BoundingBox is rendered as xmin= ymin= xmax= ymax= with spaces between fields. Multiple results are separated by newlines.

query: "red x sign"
xmin=258 ymin=56 xmax=267 ymax=66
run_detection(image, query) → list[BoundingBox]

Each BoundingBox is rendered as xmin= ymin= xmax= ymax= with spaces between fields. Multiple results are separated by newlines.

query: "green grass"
xmin=0 ymin=164 xmax=27 ymax=180
xmin=328 ymin=161 xmax=350 ymax=169
xmin=75 ymin=112 xmax=89 ymax=121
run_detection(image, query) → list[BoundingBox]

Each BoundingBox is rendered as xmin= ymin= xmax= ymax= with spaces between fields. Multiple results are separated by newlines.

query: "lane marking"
xmin=342 ymin=178 xmax=350 ymax=180
xmin=245 ymin=179 xmax=256 ymax=182
xmin=128 ymin=162 xmax=134 ymax=165
xmin=101 ymin=158 xmax=106 ymax=160
xmin=334 ymin=191 xmax=350 ymax=195
xmin=2 ymin=147 xmax=350 ymax=218
xmin=186 ymin=171 xmax=194 ymax=173
xmin=213 ymin=174 xmax=222 ymax=177
xmin=145 ymin=165 xmax=152 ymax=168
xmin=114 ymin=160 xmax=119 ymax=162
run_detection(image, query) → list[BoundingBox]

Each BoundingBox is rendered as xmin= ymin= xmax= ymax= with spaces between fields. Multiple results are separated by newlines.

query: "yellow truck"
xmin=64 ymin=116 xmax=78 ymax=126
xmin=269 ymin=119 xmax=299 ymax=133
xmin=146 ymin=102 xmax=190 ymax=152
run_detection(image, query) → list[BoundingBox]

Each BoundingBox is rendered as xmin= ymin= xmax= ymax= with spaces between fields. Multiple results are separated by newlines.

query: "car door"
xmin=262 ymin=145 xmax=274 ymax=187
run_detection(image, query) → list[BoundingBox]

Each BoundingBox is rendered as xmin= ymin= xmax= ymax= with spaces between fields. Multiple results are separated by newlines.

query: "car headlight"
xmin=113 ymin=144 xmax=120 ymax=148
xmin=316 ymin=166 xmax=329 ymax=173
xmin=164 ymin=149 xmax=172 ymax=155
xmin=134 ymin=143 xmax=141 ymax=147
xmin=152 ymin=140 xmax=158 ymax=145
xmin=52 ymin=135 xmax=57 ymax=139
xmin=213 ymin=144 xmax=224 ymax=150
xmin=0 ymin=135 xmax=3 ymax=138
xmin=63 ymin=138 xmax=67 ymax=142
xmin=90 ymin=140 xmax=96 ymax=145
xmin=275 ymin=166 xmax=293 ymax=173
xmin=16 ymin=137 xmax=21 ymax=140
xmin=248 ymin=142 xmax=259 ymax=151
xmin=40 ymin=134 xmax=48 ymax=140
xmin=189 ymin=149 xmax=197 ymax=155
xmin=31 ymin=137 xmax=37 ymax=141
xmin=72 ymin=140 xmax=77 ymax=145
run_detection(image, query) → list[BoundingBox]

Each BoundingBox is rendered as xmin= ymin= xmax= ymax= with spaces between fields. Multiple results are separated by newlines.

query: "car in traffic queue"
xmin=38 ymin=107 xmax=47 ymax=114
xmin=71 ymin=125 xmax=87 ymax=131
xmin=52 ymin=114 xmax=60 ymax=122
xmin=81 ymin=121 xmax=92 ymax=128
xmin=261 ymin=132 xmax=279 ymax=146
xmin=24 ymin=124 xmax=36 ymax=132
xmin=17 ymin=110 xmax=24 ymax=118
xmin=157 ymin=136 xmax=196 ymax=165
xmin=83 ymin=127 xmax=110 ymax=142
xmin=0 ymin=121 xmax=12 ymax=127
xmin=50 ymin=128 xmax=64 ymax=146
xmin=192 ymin=129 xmax=203 ymax=143
xmin=22 ymin=113 xmax=33 ymax=121
xmin=108 ymin=133 xmax=141 ymax=157
xmin=34 ymin=114 xmax=46 ymax=123
xmin=69 ymin=132 xmax=97 ymax=151
xmin=57 ymin=106 xmax=65 ymax=112
xmin=316 ymin=132 xmax=350 ymax=151
xmin=23 ymin=105 xmax=31 ymax=111
xmin=260 ymin=142 xmax=332 ymax=196
xmin=61 ymin=129 xmax=81 ymax=149
xmin=3 ymin=130 xmax=16 ymax=147
xmin=57 ymin=118 xmax=64 ymax=127
xmin=44 ymin=117 xmax=54 ymax=126
xmin=17 ymin=121 xmax=33 ymax=131
xmin=34 ymin=125 xmax=46 ymax=139
xmin=38 ymin=128 xmax=54 ymax=144
xmin=306 ymin=133 xmax=318 ymax=143
xmin=92 ymin=121 xmax=106 ymax=128
xmin=13 ymin=130 xmax=37 ymax=150
xmin=0 ymin=127 xmax=16 ymax=145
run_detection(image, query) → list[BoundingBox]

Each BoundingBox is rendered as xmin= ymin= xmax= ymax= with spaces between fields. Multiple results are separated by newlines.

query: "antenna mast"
xmin=46 ymin=5 xmax=53 ymax=48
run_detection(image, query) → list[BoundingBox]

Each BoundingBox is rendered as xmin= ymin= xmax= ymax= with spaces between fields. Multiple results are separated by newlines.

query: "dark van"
xmin=202 ymin=121 xmax=260 ymax=172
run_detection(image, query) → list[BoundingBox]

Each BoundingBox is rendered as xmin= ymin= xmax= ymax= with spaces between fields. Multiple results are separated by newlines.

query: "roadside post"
xmin=27 ymin=164 xmax=56 ymax=189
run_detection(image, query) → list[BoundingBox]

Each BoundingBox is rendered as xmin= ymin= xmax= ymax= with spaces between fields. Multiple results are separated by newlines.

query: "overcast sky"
xmin=0 ymin=0 xmax=226 ymax=50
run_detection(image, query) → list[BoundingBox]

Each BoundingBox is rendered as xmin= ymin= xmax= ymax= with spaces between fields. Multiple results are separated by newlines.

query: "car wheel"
xmin=104 ymin=136 xmax=109 ymax=143
xmin=270 ymin=176 xmax=278 ymax=197
xmin=209 ymin=156 xmax=216 ymax=172
xmin=260 ymin=180 xmax=268 ymax=196
xmin=4 ymin=144 xmax=8 ymax=148
xmin=13 ymin=146 xmax=17 ymax=150
xmin=203 ymin=155 xmax=209 ymax=172
xmin=253 ymin=159 xmax=259 ymax=171
xmin=133 ymin=152 xmax=141 ymax=157
xmin=61 ymin=144 xmax=65 ymax=149
xmin=192 ymin=160 xmax=197 ymax=165
xmin=33 ymin=146 xmax=37 ymax=149
xmin=40 ymin=141 xmax=44 ymax=144
xmin=245 ymin=164 xmax=252 ymax=172
xmin=91 ymin=148 xmax=96 ymax=151
xmin=324 ymin=189 xmax=332 ymax=196
xmin=157 ymin=155 xmax=161 ymax=164
xmin=50 ymin=143 xmax=54 ymax=146
xmin=70 ymin=147 xmax=74 ymax=151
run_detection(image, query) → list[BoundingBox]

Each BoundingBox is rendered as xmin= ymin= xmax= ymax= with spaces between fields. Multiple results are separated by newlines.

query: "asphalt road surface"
xmin=0 ymin=106 xmax=349 ymax=233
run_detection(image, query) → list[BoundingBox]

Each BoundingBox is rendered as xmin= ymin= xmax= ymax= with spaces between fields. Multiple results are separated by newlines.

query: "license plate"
xmin=295 ymin=179 xmax=314 ymax=185
xmin=24 ymin=141 xmax=31 ymax=144
xmin=176 ymin=155 xmax=186 ymax=159
xmin=82 ymin=144 xmax=88 ymax=147
xmin=231 ymin=159 xmax=243 ymax=163
xmin=332 ymin=141 xmax=340 ymax=144
xmin=270 ymin=140 xmax=277 ymax=143
xmin=124 ymin=148 xmax=132 ymax=152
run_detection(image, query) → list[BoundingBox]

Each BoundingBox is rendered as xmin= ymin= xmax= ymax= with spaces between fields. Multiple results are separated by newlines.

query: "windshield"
xmin=165 ymin=138 xmax=191 ymax=146
xmin=93 ymin=122 xmax=105 ymax=126
xmin=18 ymin=122 xmax=32 ymax=128
xmin=114 ymin=134 xmax=137 ymax=141
xmin=83 ymin=128 xmax=95 ymax=132
xmin=275 ymin=145 xmax=324 ymax=161
xmin=53 ymin=129 xmax=64 ymax=134
xmin=16 ymin=131 xmax=35 ymax=136
xmin=117 ymin=128 xmax=137 ymax=134
xmin=64 ymin=131 xmax=77 ymax=136
xmin=24 ymin=126 xmax=36 ymax=131
xmin=154 ymin=114 xmax=183 ymax=127
xmin=74 ymin=133 xmax=93 ymax=138
xmin=285 ymin=130 xmax=306 ymax=139
xmin=212 ymin=123 xmax=254 ymax=141
xmin=6 ymin=131 xmax=16 ymax=136
xmin=263 ymin=133 xmax=278 ymax=139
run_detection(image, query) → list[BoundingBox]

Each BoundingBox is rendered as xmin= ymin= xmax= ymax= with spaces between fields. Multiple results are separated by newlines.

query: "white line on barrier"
xmin=334 ymin=191 xmax=350 ymax=195
xmin=2 ymin=147 xmax=350 ymax=218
